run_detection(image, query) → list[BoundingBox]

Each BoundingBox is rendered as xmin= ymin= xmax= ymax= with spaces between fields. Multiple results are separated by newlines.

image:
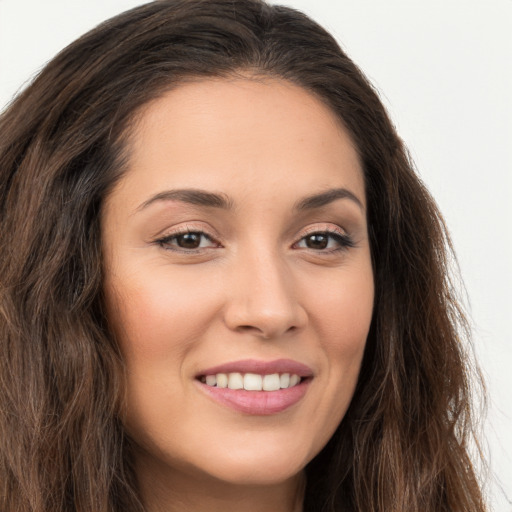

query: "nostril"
xmin=237 ymin=325 xmax=267 ymax=336
xmin=235 ymin=324 xmax=298 ymax=339
xmin=238 ymin=325 xmax=262 ymax=332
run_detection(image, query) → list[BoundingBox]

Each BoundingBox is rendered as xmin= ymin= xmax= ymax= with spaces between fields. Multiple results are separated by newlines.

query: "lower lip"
xmin=197 ymin=379 xmax=311 ymax=415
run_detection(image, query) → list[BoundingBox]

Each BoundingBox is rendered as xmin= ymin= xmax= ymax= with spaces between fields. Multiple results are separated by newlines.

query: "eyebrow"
xmin=294 ymin=188 xmax=364 ymax=212
xmin=137 ymin=189 xmax=234 ymax=212
xmin=136 ymin=187 xmax=364 ymax=213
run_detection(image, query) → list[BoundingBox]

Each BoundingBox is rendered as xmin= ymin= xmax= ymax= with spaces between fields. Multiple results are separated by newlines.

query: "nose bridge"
xmin=223 ymin=244 xmax=306 ymax=338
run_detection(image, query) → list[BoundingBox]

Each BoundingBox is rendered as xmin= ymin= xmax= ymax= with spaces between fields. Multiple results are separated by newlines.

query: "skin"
xmin=102 ymin=76 xmax=374 ymax=512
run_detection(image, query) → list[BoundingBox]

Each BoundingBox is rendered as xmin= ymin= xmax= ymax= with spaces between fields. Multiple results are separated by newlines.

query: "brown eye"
xmin=176 ymin=232 xmax=203 ymax=249
xmin=305 ymin=234 xmax=329 ymax=250
xmin=295 ymin=231 xmax=355 ymax=251
xmin=156 ymin=231 xmax=218 ymax=251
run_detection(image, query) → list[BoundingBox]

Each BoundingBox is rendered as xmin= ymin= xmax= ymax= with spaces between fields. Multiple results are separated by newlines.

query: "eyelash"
xmin=155 ymin=230 xmax=219 ymax=253
xmin=294 ymin=228 xmax=355 ymax=252
xmin=153 ymin=227 xmax=355 ymax=254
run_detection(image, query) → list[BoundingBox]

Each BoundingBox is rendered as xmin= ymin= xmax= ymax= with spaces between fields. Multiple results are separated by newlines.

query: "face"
xmin=102 ymin=77 xmax=374 ymax=490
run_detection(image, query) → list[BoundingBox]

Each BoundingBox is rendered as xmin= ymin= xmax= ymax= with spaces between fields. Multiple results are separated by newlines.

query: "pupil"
xmin=178 ymin=233 xmax=201 ymax=249
xmin=306 ymin=234 xmax=328 ymax=249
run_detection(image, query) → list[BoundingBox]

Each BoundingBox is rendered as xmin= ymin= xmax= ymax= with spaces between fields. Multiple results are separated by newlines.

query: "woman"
xmin=0 ymin=1 xmax=486 ymax=511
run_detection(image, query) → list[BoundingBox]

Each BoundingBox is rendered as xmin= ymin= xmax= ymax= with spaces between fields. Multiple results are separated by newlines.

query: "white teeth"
xmin=244 ymin=373 xmax=263 ymax=391
xmin=216 ymin=373 xmax=228 ymax=388
xmin=228 ymin=372 xmax=243 ymax=390
xmin=280 ymin=373 xmax=290 ymax=389
xmin=262 ymin=373 xmax=281 ymax=391
xmin=202 ymin=372 xmax=302 ymax=391
xmin=289 ymin=374 xmax=300 ymax=387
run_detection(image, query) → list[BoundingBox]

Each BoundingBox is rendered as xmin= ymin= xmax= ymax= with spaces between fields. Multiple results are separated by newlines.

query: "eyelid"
xmin=153 ymin=222 xmax=219 ymax=240
xmin=299 ymin=224 xmax=347 ymax=237
xmin=152 ymin=223 xmax=222 ymax=252
xmin=293 ymin=224 xmax=355 ymax=251
xmin=297 ymin=223 xmax=351 ymax=242
xmin=151 ymin=222 xmax=355 ymax=254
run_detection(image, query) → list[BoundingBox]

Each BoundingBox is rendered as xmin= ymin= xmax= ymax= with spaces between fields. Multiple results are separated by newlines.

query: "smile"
xmin=199 ymin=372 xmax=302 ymax=391
xmin=195 ymin=359 xmax=313 ymax=415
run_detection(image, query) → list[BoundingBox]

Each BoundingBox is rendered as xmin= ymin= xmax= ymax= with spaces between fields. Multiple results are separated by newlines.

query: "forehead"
xmin=110 ymin=76 xmax=365 ymax=212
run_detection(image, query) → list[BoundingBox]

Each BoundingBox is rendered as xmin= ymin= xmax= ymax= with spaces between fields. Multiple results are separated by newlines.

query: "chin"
xmin=135 ymin=437 xmax=309 ymax=488
xmin=206 ymin=459 xmax=304 ymax=486
xmin=191 ymin=437 xmax=312 ymax=486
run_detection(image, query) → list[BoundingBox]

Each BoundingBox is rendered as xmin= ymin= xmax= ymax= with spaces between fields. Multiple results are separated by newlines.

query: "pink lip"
xmin=195 ymin=358 xmax=313 ymax=415
xmin=196 ymin=358 xmax=314 ymax=378
xmin=197 ymin=381 xmax=310 ymax=415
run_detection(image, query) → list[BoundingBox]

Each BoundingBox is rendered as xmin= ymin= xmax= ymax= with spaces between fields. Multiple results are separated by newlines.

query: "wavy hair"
xmin=0 ymin=1 xmax=486 ymax=510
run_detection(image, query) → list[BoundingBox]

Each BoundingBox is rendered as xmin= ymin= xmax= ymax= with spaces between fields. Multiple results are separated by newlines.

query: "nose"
xmin=223 ymin=250 xmax=308 ymax=339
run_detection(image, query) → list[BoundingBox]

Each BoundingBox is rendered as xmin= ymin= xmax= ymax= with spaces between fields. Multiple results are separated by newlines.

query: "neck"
xmin=134 ymin=452 xmax=305 ymax=512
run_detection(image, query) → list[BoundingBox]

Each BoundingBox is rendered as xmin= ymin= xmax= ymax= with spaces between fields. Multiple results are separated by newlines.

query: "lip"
xmin=195 ymin=358 xmax=313 ymax=415
xmin=196 ymin=358 xmax=314 ymax=378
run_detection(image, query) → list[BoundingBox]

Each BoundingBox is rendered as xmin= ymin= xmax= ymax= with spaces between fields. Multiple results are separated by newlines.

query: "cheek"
xmin=103 ymin=271 xmax=211 ymax=440
xmin=304 ymin=260 xmax=373 ymax=401
xmin=331 ymin=290 xmax=372 ymax=383
xmin=292 ymin=265 xmax=373 ymax=461
xmin=321 ymin=288 xmax=372 ymax=360
xmin=105 ymin=267 xmax=218 ymax=364
xmin=307 ymin=259 xmax=374 ymax=352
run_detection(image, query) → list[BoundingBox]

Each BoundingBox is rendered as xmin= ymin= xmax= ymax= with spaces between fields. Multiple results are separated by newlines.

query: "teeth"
xmin=216 ymin=373 xmax=228 ymax=388
xmin=244 ymin=373 xmax=262 ymax=391
xmin=228 ymin=372 xmax=244 ymax=390
xmin=201 ymin=372 xmax=302 ymax=391
xmin=262 ymin=373 xmax=280 ymax=391
xmin=280 ymin=373 xmax=290 ymax=388
xmin=289 ymin=374 xmax=300 ymax=387
xmin=205 ymin=375 xmax=217 ymax=386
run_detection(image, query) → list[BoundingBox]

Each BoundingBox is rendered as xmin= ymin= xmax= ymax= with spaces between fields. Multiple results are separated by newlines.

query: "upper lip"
xmin=196 ymin=358 xmax=314 ymax=378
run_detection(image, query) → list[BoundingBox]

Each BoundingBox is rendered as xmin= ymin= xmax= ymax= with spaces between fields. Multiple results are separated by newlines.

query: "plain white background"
xmin=1 ymin=0 xmax=510 ymax=509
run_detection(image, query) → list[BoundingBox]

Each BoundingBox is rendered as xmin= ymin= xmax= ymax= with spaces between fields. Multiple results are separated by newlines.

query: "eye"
xmin=156 ymin=231 xmax=219 ymax=251
xmin=295 ymin=231 xmax=354 ymax=251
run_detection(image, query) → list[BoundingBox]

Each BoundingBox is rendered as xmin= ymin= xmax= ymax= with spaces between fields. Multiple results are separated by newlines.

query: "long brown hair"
xmin=0 ymin=1 xmax=486 ymax=510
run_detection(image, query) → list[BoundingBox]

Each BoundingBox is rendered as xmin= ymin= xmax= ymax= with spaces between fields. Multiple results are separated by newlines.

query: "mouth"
xmin=198 ymin=372 xmax=304 ymax=391
xmin=195 ymin=359 xmax=313 ymax=415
